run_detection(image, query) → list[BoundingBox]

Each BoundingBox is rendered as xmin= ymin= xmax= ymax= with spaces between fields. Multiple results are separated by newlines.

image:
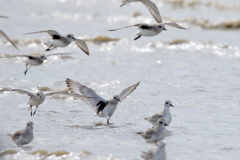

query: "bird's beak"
xmin=170 ymin=104 xmax=174 ymax=107
xmin=118 ymin=99 xmax=121 ymax=102
xmin=163 ymin=28 xmax=167 ymax=31
xmin=45 ymin=58 xmax=48 ymax=60
xmin=120 ymin=4 xmax=125 ymax=7
xmin=165 ymin=124 xmax=168 ymax=126
xmin=72 ymin=37 xmax=76 ymax=40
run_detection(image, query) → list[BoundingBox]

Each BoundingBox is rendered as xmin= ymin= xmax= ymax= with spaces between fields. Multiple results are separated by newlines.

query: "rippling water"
xmin=1 ymin=0 xmax=240 ymax=159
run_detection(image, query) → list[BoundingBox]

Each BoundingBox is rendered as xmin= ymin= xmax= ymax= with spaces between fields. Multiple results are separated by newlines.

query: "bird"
xmin=138 ymin=118 xmax=168 ymax=143
xmin=66 ymin=78 xmax=140 ymax=123
xmin=141 ymin=141 xmax=166 ymax=160
xmin=111 ymin=0 xmax=185 ymax=40
xmin=0 ymin=88 xmax=92 ymax=116
xmin=23 ymin=30 xmax=89 ymax=55
xmin=145 ymin=100 xmax=174 ymax=127
xmin=120 ymin=0 xmax=185 ymax=28
xmin=8 ymin=121 xmax=34 ymax=147
xmin=109 ymin=23 xmax=168 ymax=40
xmin=0 ymin=52 xmax=76 ymax=75
xmin=0 ymin=30 xmax=20 ymax=50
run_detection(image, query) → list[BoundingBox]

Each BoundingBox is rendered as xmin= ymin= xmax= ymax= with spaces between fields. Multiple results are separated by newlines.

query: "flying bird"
xmin=23 ymin=30 xmax=89 ymax=55
xmin=66 ymin=78 xmax=140 ymax=123
xmin=1 ymin=88 xmax=91 ymax=116
xmin=0 ymin=52 xmax=76 ymax=75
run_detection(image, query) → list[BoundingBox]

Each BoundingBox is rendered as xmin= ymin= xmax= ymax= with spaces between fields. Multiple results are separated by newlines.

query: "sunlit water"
xmin=0 ymin=0 xmax=240 ymax=159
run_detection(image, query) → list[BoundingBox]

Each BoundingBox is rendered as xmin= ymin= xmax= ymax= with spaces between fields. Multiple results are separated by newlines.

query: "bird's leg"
xmin=30 ymin=105 xmax=33 ymax=116
xmin=134 ymin=35 xmax=141 ymax=41
xmin=33 ymin=106 xmax=38 ymax=116
xmin=46 ymin=45 xmax=56 ymax=51
xmin=24 ymin=65 xmax=31 ymax=75
xmin=107 ymin=116 xmax=111 ymax=124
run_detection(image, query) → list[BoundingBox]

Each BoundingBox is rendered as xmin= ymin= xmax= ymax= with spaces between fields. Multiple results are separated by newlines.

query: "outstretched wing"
xmin=108 ymin=23 xmax=144 ymax=31
xmin=23 ymin=30 xmax=63 ymax=39
xmin=75 ymin=39 xmax=89 ymax=55
xmin=45 ymin=91 xmax=93 ymax=99
xmin=118 ymin=82 xmax=140 ymax=101
xmin=46 ymin=53 xmax=76 ymax=57
xmin=140 ymin=0 xmax=162 ymax=23
xmin=0 ymin=30 xmax=20 ymax=50
xmin=11 ymin=89 xmax=34 ymax=97
xmin=164 ymin=23 xmax=186 ymax=29
xmin=66 ymin=78 xmax=107 ymax=114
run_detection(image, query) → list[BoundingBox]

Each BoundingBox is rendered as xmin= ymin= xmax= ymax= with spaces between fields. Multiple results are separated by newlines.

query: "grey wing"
xmin=140 ymin=0 xmax=162 ymax=23
xmin=23 ymin=30 xmax=63 ymax=38
xmin=11 ymin=89 xmax=34 ymax=97
xmin=75 ymin=39 xmax=90 ymax=55
xmin=45 ymin=91 xmax=93 ymax=99
xmin=164 ymin=23 xmax=186 ymax=29
xmin=144 ymin=128 xmax=156 ymax=139
xmin=151 ymin=113 xmax=163 ymax=122
xmin=108 ymin=23 xmax=143 ymax=31
xmin=0 ymin=30 xmax=20 ymax=50
xmin=118 ymin=81 xmax=140 ymax=101
xmin=46 ymin=53 xmax=76 ymax=57
xmin=66 ymin=78 xmax=107 ymax=113
xmin=12 ymin=130 xmax=25 ymax=140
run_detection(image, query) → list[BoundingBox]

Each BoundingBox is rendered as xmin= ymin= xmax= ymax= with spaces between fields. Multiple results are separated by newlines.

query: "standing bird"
xmin=8 ymin=121 xmax=34 ymax=147
xmin=145 ymin=100 xmax=174 ymax=127
xmin=138 ymin=118 xmax=168 ymax=143
xmin=0 ymin=88 xmax=91 ymax=116
xmin=141 ymin=141 xmax=166 ymax=160
xmin=0 ymin=30 xmax=20 ymax=50
xmin=23 ymin=30 xmax=89 ymax=55
xmin=0 ymin=52 xmax=76 ymax=75
xmin=110 ymin=0 xmax=185 ymax=40
xmin=66 ymin=78 xmax=140 ymax=123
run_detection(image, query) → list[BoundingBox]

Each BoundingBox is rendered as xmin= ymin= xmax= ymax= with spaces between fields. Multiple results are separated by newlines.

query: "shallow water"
xmin=0 ymin=0 xmax=240 ymax=159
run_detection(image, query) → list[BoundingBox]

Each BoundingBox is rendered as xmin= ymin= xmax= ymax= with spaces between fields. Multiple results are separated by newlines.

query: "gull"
xmin=141 ymin=141 xmax=166 ymax=160
xmin=23 ymin=30 xmax=89 ymax=55
xmin=145 ymin=100 xmax=174 ymax=127
xmin=0 ymin=52 xmax=76 ymax=75
xmin=0 ymin=30 xmax=20 ymax=50
xmin=66 ymin=78 xmax=140 ymax=123
xmin=8 ymin=121 xmax=34 ymax=147
xmin=138 ymin=118 xmax=167 ymax=143
xmin=1 ymin=88 xmax=91 ymax=116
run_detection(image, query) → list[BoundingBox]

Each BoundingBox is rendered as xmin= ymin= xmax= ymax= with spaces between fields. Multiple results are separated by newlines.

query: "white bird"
xmin=8 ymin=121 xmax=34 ymax=147
xmin=111 ymin=0 xmax=185 ymax=40
xmin=109 ymin=23 xmax=168 ymax=40
xmin=120 ymin=0 xmax=185 ymax=28
xmin=141 ymin=141 xmax=166 ymax=160
xmin=23 ymin=30 xmax=89 ymax=55
xmin=66 ymin=78 xmax=140 ymax=123
xmin=0 ymin=30 xmax=20 ymax=50
xmin=1 ymin=88 xmax=91 ymax=116
xmin=138 ymin=118 xmax=167 ymax=143
xmin=145 ymin=100 xmax=174 ymax=127
xmin=0 ymin=52 xmax=76 ymax=75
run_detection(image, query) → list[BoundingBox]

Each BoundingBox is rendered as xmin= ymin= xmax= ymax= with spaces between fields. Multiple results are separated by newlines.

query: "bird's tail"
xmin=43 ymin=41 xmax=51 ymax=47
